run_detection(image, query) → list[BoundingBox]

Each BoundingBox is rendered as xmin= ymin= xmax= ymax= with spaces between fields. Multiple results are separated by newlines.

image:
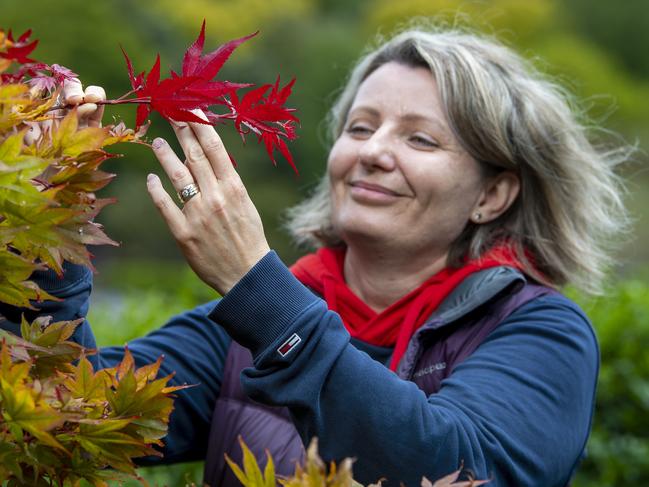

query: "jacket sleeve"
xmin=95 ymin=301 xmax=232 ymax=465
xmin=0 ymin=262 xmax=231 ymax=465
xmin=209 ymin=251 xmax=599 ymax=487
xmin=0 ymin=262 xmax=97 ymax=350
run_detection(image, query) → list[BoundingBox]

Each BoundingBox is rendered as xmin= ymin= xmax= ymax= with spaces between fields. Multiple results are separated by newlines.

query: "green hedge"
xmin=88 ymin=267 xmax=649 ymax=486
xmin=570 ymin=280 xmax=649 ymax=486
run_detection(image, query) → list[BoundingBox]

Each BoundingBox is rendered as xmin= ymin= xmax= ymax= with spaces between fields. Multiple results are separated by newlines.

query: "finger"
xmin=62 ymin=78 xmax=84 ymax=105
xmin=171 ymin=119 xmax=219 ymax=194
xmin=146 ymin=173 xmax=187 ymax=239
xmin=151 ymin=137 xmax=197 ymax=195
xmin=23 ymin=122 xmax=41 ymax=145
xmin=76 ymin=102 xmax=98 ymax=121
xmin=39 ymin=117 xmax=54 ymax=138
xmin=187 ymin=111 xmax=237 ymax=181
xmin=84 ymin=85 xmax=106 ymax=128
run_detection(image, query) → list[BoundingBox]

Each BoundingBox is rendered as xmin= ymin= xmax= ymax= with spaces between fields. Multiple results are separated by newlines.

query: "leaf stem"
xmin=47 ymin=96 xmax=151 ymax=112
xmin=115 ymin=89 xmax=138 ymax=101
xmin=98 ymin=97 xmax=151 ymax=105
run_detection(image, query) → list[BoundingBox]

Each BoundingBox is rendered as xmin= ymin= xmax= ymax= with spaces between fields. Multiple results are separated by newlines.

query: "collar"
xmin=429 ymin=266 xmax=526 ymax=327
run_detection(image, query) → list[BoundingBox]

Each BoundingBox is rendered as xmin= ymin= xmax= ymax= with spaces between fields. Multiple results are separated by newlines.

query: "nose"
xmin=358 ymin=127 xmax=397 ymax=171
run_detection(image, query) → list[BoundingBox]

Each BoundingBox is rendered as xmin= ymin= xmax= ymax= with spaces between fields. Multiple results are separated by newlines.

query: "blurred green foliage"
xmin=568 ymin=281 xmax=649 ymax=486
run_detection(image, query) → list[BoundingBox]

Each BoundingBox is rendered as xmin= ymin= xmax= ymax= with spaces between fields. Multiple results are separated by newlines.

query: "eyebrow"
xmin=347 ymin=106 xmax=450 ymax=132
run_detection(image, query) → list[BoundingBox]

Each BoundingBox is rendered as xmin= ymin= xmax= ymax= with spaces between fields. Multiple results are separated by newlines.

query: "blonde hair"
xmin=285 ymin=25 xmax=631 ymax=295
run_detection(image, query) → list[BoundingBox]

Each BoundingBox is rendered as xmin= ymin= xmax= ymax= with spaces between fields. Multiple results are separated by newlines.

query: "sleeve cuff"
xmin=31 ymin=261 xmax=91 ymax=294
xmin=208 ymin=250 xmax=321 ymax=357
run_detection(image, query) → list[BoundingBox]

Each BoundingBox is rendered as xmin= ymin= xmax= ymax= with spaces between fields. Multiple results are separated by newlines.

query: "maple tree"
xmin=0 ymin=29 xmax=170 ymax=481
xmin=0 ymin=21 xmax=299 ymax=312
xmin=0 ymin=317 xmax=186 ymax=485
xmin=0 ymin=22 xmax=298 ymax=486
xmin=0 ymin=27 xmax=146 ymax=309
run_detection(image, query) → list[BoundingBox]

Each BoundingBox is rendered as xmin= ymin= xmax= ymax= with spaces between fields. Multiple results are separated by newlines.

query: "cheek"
xmin=326 ymin=145 xmax=345 ymax=218
xmin=412 ymin=165 xmax=483 ymax=216
xmin=326 ymin=138 xmax=355 ymax=180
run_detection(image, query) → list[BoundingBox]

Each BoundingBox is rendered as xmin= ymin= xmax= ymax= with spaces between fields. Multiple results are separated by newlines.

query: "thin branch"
xmin=47 ymin=96 xmax=151 ymax=112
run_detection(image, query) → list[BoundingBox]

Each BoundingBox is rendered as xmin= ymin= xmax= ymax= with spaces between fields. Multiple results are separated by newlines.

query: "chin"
xmin=336 ymin=221 xmax=391 ymax=247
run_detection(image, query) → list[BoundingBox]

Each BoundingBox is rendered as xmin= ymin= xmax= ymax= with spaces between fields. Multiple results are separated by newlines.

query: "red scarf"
xmin=290 ymin=245 xmax=523 ymax=371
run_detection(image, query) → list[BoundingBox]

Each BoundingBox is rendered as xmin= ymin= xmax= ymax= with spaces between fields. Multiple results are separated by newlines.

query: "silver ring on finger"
xmin=178 ymin=183 xmax=200 ymax=204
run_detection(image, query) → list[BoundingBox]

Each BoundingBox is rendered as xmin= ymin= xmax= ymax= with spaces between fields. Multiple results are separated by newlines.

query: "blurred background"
xmin=3 ymin=0 xmax=649 ymax=485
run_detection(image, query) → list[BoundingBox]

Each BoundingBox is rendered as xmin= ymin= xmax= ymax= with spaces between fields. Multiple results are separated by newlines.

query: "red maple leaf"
xmin=130 ymin=54 xmax=215 ymax=128
xmin=1 ymin=64 xmax=36 ymax=84
xmin=182 ymin=20 xmax=257 ymax=81
xmin=121 ymin=20 xmax=255 ymax=128
xmin=0 ymin=28 xmax=39 ymax=64
xmin=120 ymin=44 xmax=145 ymax=92
xmin=28 ymin=63 xmax=78 ymax=93
xmin=227 ymin=76 xmax=299 ymax=173
xmin=118 ymin=20 xmax=299 ymax=171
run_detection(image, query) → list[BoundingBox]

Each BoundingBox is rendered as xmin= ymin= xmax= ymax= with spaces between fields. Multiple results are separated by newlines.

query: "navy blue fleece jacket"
xmin=0 ymin=254 xmax=599 ymax=486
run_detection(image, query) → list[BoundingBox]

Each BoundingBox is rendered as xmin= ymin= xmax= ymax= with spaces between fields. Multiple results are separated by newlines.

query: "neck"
xmin=343 ymin=244 xmax=448 ymax=313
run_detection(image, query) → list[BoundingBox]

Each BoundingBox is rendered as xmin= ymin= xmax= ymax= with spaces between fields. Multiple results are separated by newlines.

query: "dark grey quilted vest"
xmin=203 ymin=268 xmax=553 ymax=486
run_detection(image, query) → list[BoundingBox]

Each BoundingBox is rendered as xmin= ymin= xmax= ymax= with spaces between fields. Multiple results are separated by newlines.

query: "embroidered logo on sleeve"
xmin=278 ymin=333 xmax=302 ymax=357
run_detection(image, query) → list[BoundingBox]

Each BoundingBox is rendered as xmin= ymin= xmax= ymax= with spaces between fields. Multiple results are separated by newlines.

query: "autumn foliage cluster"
xmin=119 ymin=21 xmax=299 ymax=172
xmin=0 ymin=27 xmax=154 ymax=309
xmin=225 ymin=437 xmax=487 ymax=487
xmin=0 ymin=23 xmax=299 ymax=486
xmin=0 ymin=318 xmax=186 ymax=485
xmin=0 ymin=26 xmax=183 ymax=486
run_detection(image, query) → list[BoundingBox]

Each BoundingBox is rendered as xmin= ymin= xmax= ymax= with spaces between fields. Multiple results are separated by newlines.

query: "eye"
xmin=409 ymin=134 xmax=438 ymax=149
xmin=345 ymin=124 xmax=373 ymax=137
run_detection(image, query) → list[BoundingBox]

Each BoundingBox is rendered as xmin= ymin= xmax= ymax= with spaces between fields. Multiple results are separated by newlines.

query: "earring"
xmin=473 ymin=211 xmax=482 ymax=223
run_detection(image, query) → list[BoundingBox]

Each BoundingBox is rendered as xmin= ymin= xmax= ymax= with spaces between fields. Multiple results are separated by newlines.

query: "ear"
xmin=472 ymin=171 xmax=520 ymax=224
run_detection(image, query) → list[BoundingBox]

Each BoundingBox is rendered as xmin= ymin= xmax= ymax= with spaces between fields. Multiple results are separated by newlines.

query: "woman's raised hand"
xmin=59 ymin=79 xmax=106 ymax=128
xmin=147 ymin=112 xmax=271 ymax=296
xmin=24 ymin=79 xmax=106 ymax=145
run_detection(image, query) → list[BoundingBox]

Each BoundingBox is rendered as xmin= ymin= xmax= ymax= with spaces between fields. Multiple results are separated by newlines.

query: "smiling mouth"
xmin=349 ymin=181 xmax=401 ymax=196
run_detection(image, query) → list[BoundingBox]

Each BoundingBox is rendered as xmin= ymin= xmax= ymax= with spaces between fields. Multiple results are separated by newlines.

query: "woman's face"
xmin=328 ymin=62 xmax=486 ymax=257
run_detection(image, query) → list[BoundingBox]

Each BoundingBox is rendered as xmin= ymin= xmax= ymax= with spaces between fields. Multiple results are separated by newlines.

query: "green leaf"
xmin=0 ymin=130 xmax=26 ymax=161
xmin=0 ymin=378 xmax=67 ymax=451
xmin=0 ymin=340 xmax=31 ymax=385
xmin=225 ymin=454 xmax=252 ymax=487
xmin=51 ymin=109 xmax=79 ymax=154
xmin=79 ymin=418 xmax=135 ymax=436
xmin=242 ymin=436 xmax=266 ymax=487
xmin=27 ymin=318 xmax=80 ymax=347
xmin=65 ymin=355 xmax=105 ymax=401
xmin=130 ymin=417 xmax=168 ymax=440
xmin=263 ymin=450 xmax=276 ymax=487
xmin=0 ymin=249 xmax=49 ymax=308
xmin=105 ymin=368 xmax=138 ymax=416
xmin=62 ymin=127 xmax=109 ymax=158
xmin=0 ymin=441 xmax=24 ymax=482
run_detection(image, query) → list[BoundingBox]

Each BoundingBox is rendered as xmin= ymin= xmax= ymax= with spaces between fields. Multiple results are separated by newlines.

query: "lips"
xmin=349 ymin=180 xmax=401 ymax=196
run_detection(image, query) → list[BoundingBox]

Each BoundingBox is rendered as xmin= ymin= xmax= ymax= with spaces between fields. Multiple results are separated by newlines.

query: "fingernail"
xmin=152 ymin=138 xmax=165 ymax=149
xmin=147 ymin=173 xmax=158 ymax=185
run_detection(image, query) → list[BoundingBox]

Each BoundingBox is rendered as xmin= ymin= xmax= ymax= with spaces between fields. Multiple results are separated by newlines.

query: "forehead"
xmin=351 ymin=62 xmax=443 ymax=115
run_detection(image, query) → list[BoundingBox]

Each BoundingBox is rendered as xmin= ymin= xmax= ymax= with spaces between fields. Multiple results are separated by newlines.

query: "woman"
xmin=3 ymin=26 xmax=629 ymax=486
